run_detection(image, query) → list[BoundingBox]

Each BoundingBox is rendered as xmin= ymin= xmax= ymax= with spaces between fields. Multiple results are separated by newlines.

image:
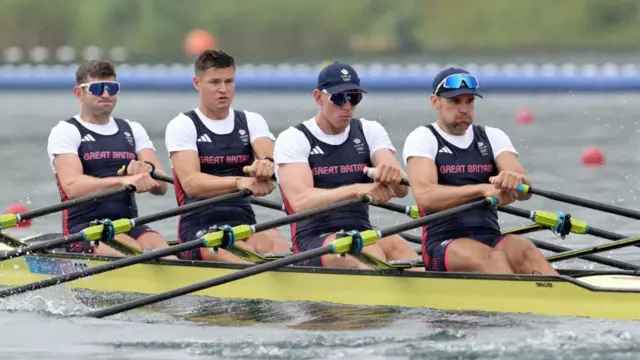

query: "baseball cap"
xmin=317 ymin=62 xmax=367 ymax=94
xmin=432 ymin=67 xmax=482 ymax=98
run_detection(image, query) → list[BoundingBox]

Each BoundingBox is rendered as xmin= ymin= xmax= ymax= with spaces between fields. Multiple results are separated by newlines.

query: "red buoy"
xmin=4 ymin=203 xmax=32 ymax=227
xmin=581 ymin=146 xmax=605 ymax=167
xmin=516 ymin=109 xmax=534 ymax=125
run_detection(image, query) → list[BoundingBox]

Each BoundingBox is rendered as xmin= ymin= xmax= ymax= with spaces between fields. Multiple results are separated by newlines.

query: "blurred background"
xmin=2 ymin=0 xmax=640 ymax=258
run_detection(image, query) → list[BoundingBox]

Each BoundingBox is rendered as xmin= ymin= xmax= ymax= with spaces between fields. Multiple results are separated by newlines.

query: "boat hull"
xmin=1 ymin=252 xmax=639 ymax=321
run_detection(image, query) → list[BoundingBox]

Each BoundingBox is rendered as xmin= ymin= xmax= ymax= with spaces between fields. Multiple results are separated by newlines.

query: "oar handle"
xmin=242 ymin=166 xmax=278 ymax=181
xmin=119 ymin=162 xmax=174 ymax=184
xmin=364 ymin=167 xmax=410 ymax=186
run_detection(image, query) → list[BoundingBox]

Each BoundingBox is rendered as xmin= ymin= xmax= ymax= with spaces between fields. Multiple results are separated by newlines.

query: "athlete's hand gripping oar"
xmin=517 ymin=184 xmax=640 ymax=220
xmin=247 ymin=197 xmax=424 ymax=245
xmin=85 ymin=196 xmax=499 ymax=318
xmin=120 ymin=163 xmax=174 ymax=184
xmin=545 ymin=235 xmax=640 ymax=264
xmin=0 ymin=196 xmax=373 ymax=299
xmin=0 ymin=190 xmax=252 ymax=262
xmin=0 ymin=185 xmax=136 ymax=231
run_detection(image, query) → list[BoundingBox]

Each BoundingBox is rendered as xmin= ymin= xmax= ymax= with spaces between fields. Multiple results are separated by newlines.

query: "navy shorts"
xmin=424 ymin=233 xmax=511 ymax=272
xmin=65 ymin=224 xmax=158 ymax=254
xmin=294 ymin=233 xmax=333 ymax=267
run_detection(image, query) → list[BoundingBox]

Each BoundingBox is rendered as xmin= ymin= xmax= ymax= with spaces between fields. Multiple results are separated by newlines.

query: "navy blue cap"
xmin=317 ymin=62 xmax=367 ymax=94
xmin=432 ymin=67 xmax=482 ymax=98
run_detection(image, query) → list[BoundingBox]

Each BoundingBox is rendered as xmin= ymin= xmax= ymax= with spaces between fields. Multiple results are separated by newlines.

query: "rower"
xmin=165 ymin=49 xmax=289 ymax=262
xmin=46 ymin=59 xmax=173 ymax=257
xmin=402 ymin=67 xmax=558 ymax=275
xmin=274 ymin=62 xmax=420 ymax=269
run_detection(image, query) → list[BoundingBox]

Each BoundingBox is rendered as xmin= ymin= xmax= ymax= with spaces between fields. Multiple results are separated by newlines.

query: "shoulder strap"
xmin=182 ymin=110 xmax=201 ymax=129
xmin=65 ymin=117 xmax=85 ymax=134
xmin=233 ymin=110 xmax=248 ymax=128
xmin=293 ymin=123 xmax=315 ymax=147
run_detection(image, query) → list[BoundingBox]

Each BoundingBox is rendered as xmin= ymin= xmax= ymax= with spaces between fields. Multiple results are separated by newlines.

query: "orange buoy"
xmin=581 ymin=146 xmax=605 ymax=167
xmin=4 ymin=203 xmax=32 ymax=227
xmin=183 ymin=29 xmax=216 ymax=58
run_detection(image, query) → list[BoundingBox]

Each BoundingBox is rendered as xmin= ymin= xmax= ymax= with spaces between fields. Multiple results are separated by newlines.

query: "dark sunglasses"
xmin=79 ymin=81 xmax=121 ymax=97
xmin=322 ymin=90 xmax=363 ymax=106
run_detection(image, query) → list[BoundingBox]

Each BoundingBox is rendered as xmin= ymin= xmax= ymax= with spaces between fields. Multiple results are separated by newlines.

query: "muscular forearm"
xmin=62 ymin=175 xmax=125 ymax=199
xmin=389 ymin=184 xmax=409 ymax=198
xmin=289 ymin=184 xmax=360 ymax=213
xmin=181 ymin=173 xmax=240 ymax=198
xmin=415 ymin=184 xmax=485 ymax=213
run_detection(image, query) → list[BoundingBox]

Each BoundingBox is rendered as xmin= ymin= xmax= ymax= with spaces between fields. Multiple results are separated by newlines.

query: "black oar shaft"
xmin=132 ymin=191 xmax=249 ymax=226
xmin=0 ymin=240 xmax=202 ymax=298
xmin=521 ymin=185 xmax=640 ymax=220
xmin=19 ymin=185 xmax=135 ymax=221
xmin=0 ymin=233 xmax=84 ymax=261
xmin=87 ymin=246 xmax=332 ymax=318
xmin=546 ymin=236 xmax=640 ymax=264
xmin=531 ymin=239 xmax=639 ymax=270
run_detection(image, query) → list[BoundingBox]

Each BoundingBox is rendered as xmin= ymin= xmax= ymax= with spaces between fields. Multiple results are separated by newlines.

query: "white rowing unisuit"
xmin=274 ymin=117 xmax=396 ymax=181
xmin=46 ymin=115 xmax=155 ymax=173
xmin=164 ymin=108 xmax=274 ymax=163
xmin=402 ymin=122 xmax=517 ymax=164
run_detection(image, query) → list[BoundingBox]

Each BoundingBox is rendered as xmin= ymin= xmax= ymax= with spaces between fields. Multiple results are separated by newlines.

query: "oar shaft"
xmin=0 ymin=239 xmax=203 ymax=298
xmin=87 ymin=246 xmax=331 ymax=318
xmin=133 ymin=190 xmax=250 ymax=226
xmin=531 ymin=239 xmax=639 ymax=270
xmin=250 ymin=198 xmax=285 ymax=212
xmin=0 ymin=234 xmax=83 ymax=261
xmin=379 ymin=198 xmax=494 ymax=238
xmin=518 ymin=184 xmax=640 ymax=220
xmin=150 ymin=172 xmax=174 ymax=184
xmin=18 ymin=186 xmax=134 ymax=221
xmin=546 ymin=236 xmax=640 ymax=263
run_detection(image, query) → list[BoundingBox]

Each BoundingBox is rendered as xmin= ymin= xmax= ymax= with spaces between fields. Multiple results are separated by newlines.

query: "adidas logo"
xmin=81 ymin=134 xmax=96 ymax=142
xmin=438 ymin=146 xmax=453 ymax=154
xmin=196 ymin=134 xmax=213 ymax=143
xmin=310 ymin=145 xmax=324 ymax=155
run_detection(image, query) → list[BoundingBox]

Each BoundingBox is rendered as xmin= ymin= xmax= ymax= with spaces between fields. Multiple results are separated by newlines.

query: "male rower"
xmin=274 ymin=62 xmax=420 ymax=269
xmin=46 ymin=59 xmax=173 ymax=257
xmin=402 ymin=67 xmax=558 ymax=275
xmin=165 ymin=49 xmax=290 ymax=262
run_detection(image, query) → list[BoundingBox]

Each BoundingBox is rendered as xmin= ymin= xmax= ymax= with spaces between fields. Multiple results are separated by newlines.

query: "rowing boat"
xmin=1 ymin=233 xmax=640 ymax=321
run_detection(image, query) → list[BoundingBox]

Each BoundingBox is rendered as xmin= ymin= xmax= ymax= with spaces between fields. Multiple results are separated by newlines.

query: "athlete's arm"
xmin=53 ymin=154 xmax=130 ymax=199
xmin=495 ymin=152 xmax=531 ymax=200
xmin=370 ymin=149 xmax=409 ymax=198
xmin=129 ymin=121 xmax=167 ymax=196
xmin=135 ymin=148 xmax=167 ymax=196
xmin=166 ymin=115 xmax=240 ymax=198
xmin=403 ymin=127 xmax=488 ymax=213
xmin=247 ymin=111 xmax=276 ymax=160
xmin=487 ymin=126 xmax=531 ymax=201
xmin=275 ymin=128 xmax=362 ymax=213
xmin=363 ymin=119 xmax=408 ymax=197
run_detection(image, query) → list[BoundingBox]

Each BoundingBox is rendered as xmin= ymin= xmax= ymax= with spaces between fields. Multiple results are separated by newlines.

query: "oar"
xmin=85 ymin=196 xmax=499 ymax=318
xmin=517 ymin=184 xmax=640 ymax=221
xmin=499 ymin=206 xmax=628 ymax=241
xmin=0 ymin=196 xmax=372 ymax=299
xmin=0 ymin=190 xmax=252 ymax=262
xmin=0 ymin=185 xmax=135 ymax=230
xmin=532 ymin=238 xmax=639 ymax=270
xmin=546 ymin=236 xmax=640 ymax=264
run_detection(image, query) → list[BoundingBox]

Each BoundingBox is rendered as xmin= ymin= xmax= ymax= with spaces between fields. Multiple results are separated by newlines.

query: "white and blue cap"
xmin=316 ymin=62 xmax=367 ymax=94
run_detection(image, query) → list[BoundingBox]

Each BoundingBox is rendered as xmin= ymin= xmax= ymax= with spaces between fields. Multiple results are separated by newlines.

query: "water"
xmin=1 ymin=91 xmax=640 ymax=359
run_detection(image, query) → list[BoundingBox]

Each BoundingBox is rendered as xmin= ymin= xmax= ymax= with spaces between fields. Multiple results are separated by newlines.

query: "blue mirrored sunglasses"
xmin=434 ymin=74 xmax=479 ymax=95
xmin=322 ymin=90 xmax=363 ymax=106
xmin=79 ymin=81 xmax=120 ymax=97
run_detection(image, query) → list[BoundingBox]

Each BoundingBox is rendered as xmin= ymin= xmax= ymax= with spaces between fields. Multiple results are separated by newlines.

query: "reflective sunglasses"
xmin=322 ymin=89 xmax=363 ymax=106
xmin=433 ymin=74 xmax=479 ymax=95
xmin=79 ymin=81 xmax=121 ymax=97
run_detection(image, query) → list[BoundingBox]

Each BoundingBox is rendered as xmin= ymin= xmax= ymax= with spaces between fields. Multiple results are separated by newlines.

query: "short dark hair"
xmin=75 ymin=60 xmax=116 ymax=85
xmin=194 ymin=50 xmax=236 ymax=74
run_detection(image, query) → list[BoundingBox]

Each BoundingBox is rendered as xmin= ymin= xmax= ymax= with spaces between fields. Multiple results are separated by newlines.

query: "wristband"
xmin=262 ymin=157 xmax=274 ymax=163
